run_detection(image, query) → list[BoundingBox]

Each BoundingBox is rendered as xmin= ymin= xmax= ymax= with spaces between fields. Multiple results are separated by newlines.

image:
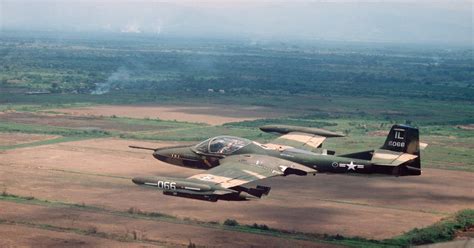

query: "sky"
xmin=1 ymin=1 xmax=472 ymax=45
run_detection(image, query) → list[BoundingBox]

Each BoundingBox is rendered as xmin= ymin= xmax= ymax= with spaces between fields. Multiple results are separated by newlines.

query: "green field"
xmin=0 ymin=32 xmax=474 ymax=171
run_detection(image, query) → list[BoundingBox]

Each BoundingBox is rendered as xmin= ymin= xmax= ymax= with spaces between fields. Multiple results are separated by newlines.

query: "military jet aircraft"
xmin=131 ymin=124 xmax=426 ymax=202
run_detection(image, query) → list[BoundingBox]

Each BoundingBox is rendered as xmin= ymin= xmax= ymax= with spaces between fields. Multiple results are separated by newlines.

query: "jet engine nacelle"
xmin=278 ymin=163 xmax=316 ymax=176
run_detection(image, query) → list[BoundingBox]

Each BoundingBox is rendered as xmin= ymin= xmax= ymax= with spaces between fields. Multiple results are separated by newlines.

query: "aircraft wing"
xmin=187 ymin=154 xmax=315 ymax=189
xmin=259 ymin=125 xmax=345 ymax=152
xmin=266 ymin=132 xmax=327 ymax=151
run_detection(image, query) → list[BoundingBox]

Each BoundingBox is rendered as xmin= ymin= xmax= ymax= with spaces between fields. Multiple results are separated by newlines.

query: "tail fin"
xmin=378 ymin=124 xmax=421 ymax=176
xmin=381 ymin=124 xmax=420 ymax=155
xmin=340 ymin=124 xmax=423 ymax=176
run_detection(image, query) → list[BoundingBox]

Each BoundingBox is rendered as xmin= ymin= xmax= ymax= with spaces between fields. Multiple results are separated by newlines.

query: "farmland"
xmin=0 ymin=31 xmax=472 ymax=247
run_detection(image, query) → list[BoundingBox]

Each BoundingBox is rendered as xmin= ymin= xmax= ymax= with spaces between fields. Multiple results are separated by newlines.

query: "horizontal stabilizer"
xmin=420 ymin=142 xmax=428 ymax=150
xmin=371 ymin=149 xmax=418 ymax=166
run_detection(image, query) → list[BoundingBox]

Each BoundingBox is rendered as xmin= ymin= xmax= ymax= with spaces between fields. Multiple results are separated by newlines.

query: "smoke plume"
xmin=92 ymin=67 xmax=130 ymax=95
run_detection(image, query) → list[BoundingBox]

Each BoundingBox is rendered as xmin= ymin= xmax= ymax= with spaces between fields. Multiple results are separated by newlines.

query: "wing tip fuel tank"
xmin=132 ymin=176 xmax=271 ymax=201
xmin=260 ymin=124 xmax=345 ymax=137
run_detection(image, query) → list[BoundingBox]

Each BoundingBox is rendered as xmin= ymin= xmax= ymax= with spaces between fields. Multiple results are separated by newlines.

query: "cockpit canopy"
xmin=193 ymin=136 xmax=252 ymax=155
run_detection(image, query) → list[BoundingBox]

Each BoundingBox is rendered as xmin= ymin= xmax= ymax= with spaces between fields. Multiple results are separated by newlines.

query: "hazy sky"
xmin=1 ymin=1 xmax=472 ymax=45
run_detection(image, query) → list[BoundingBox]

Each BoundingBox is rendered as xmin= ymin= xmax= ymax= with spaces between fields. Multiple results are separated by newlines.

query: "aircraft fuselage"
xmin=152 ymin=143 xmax=394 ymax=175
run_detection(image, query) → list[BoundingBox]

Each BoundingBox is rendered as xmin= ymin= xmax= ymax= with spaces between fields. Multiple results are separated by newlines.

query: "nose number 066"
xmin=157 ymin=181 xmax=176 ymax=190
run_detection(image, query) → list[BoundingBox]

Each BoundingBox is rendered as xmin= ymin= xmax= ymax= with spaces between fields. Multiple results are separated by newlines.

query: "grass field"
xmin=0 ymin=110 xmax=472 ymax=172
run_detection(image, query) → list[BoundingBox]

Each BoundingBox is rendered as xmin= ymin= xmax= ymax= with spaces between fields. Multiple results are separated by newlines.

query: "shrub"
xmin=223 ymin=219 xmax=239 ymax=226
xmin=388 ymin=209 xmax=474 ymax=246
xmin=85 ymin=226 xmax=98 ymax=234
xmin=251 ymin=223 xmax=269 ymax=230
xmin=188 ymin=241 xmax=197 ymax=248
xmin=127 ymin=207 xmax=142 ymax=214
xmin=456 ymin=209 xmax=474 ymax=229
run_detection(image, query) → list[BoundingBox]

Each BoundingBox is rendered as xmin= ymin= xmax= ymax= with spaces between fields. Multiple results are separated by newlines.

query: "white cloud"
xmin=120 ymin=23 xmax=141 ymax=33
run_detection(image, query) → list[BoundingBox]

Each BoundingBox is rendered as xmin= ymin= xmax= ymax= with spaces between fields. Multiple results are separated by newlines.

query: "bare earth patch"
xmin=367 ymin=130 xmax=389 ymax=136
xmin=0 ymin=223 xmax=162 ymax=248
xmin=0 ymin=201 xmax=336 ymax=248
xmin=0 ymin=132 xmax=60 ymax=146
xmin=0 ymin=137 xmax=473 ymax=245
xmin=457 ymin=124 xmax=474 ymax=130
xmin=0 ymin=112 xmax=177 ymax=132
xmin=50 ymin=104 xmax=286 ymax=125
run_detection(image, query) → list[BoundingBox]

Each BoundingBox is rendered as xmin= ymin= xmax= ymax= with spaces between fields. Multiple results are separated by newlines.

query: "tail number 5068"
xmin=157 ymin=181 xmax=177 ymax=190
xmin=388 ymin=141 xmax=405 ymax=148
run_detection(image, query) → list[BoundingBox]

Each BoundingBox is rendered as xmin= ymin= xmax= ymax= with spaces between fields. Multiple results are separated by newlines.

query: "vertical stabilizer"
xmin=381 ymin=124 xmax=420 ymax=155
xmin=379 ymin=124 xmax=421 ymax=175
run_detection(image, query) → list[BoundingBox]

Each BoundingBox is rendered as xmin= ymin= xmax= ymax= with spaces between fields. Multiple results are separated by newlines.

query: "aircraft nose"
xmin=153 ymin=149 xmax=169 ymax=161
xmin=132 ymin=177 xmax=146 ymax=185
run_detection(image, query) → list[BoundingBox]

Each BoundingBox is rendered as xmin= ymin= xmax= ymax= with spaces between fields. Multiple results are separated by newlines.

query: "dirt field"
xmin=0 ymin=112 xmax=170 ymax=132
xmin=457 ymin=124 xmax=474 ymax=130
xmin=0 ymin=224 xmax=161 ymax=248
xmin=1 ymin=137 xmax=473 ymax=247
xmin=0 ymin=201 xmax=335 ymax=248
xmin=50 ymin=104 xmax=287 ymax=125
xmin=0 ymin=132 xmax=59 ymax=146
